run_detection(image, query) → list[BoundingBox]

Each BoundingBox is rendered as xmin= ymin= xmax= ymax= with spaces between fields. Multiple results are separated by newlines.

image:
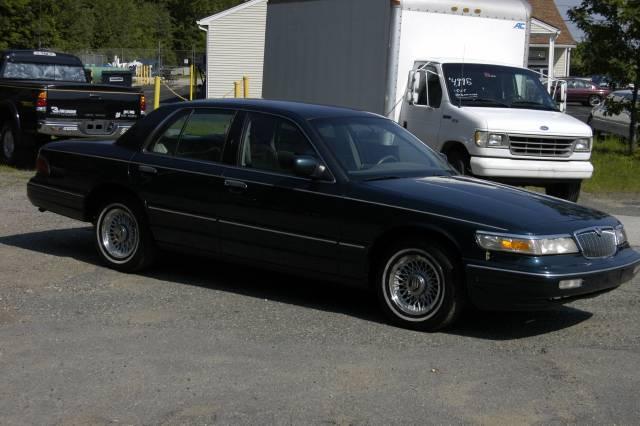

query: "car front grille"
xmin=509 ymin=135 xmax=574 ymax=157
xmin=575 ymin=228 xmax=617 ymax=258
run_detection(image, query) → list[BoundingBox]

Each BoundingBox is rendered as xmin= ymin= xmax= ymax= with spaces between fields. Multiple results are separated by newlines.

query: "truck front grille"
xmin=509 ymin=135 xmax=574 ymax=157
xmin=575 ymin=228 xmax=617 ymax=259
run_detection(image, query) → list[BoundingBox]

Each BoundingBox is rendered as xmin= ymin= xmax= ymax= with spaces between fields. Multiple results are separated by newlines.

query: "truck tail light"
xmin=36 ymin=90 xmax=47 ymax=112
xmin=140 ymin=94 xmax=146 ymax=113
xmin=35 ymin=153 xmax=50 ymax=176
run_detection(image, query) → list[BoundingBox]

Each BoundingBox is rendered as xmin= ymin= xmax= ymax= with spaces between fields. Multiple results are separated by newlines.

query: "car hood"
xmin=464 ymin=107 xmax=592 ymax=137
xmin=359 ymin=175 xmax=616 ymax=234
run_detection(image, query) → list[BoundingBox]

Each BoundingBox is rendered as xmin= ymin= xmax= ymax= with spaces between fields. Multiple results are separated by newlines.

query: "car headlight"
xmin=573 ymin=138 xmax=592 ymax=152
xmin=476 ymin=232 xmax=579 ymax=255
xmin=615 ymin=225 xmax=627 ymax=246
xmin=475 ymin=131 xmax=509 ymax=148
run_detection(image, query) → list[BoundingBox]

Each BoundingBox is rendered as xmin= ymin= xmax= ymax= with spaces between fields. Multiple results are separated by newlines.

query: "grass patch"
xmin=0 ymin=164 xmax=32 ymax=187
xmin=583 ymin=137 xmax=640 ymax=193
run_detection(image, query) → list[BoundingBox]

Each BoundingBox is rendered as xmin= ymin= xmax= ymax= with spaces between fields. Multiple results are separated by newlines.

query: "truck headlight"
xmin=476 ymin=232 xmax=579 ymax=255
xmin=573 ymin=138 xmax=592 ymax=152
xmin=615 ymin=225 xmax=627 ymax=246
xmin=475 ymin=131 xmax=508 ymax=148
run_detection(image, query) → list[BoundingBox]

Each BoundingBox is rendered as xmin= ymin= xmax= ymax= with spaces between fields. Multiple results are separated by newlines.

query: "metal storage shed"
xmin=196 ymin=0 xmax=267 ymax=99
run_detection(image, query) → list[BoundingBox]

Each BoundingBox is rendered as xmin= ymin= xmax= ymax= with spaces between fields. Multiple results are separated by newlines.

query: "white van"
xmin=263 ymin=0 xmax=593 ymax=201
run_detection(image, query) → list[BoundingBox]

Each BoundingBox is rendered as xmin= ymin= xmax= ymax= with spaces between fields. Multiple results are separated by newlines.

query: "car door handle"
xmin=224 ymin=179 xmax=247 ymax=191
xmin=138 ymin=165 xmax=158 ymax=175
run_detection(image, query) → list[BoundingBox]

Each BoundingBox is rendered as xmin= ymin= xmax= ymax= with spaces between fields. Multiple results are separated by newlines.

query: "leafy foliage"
xmin=569 ymin=0 xmax=640 ymax=154
xmin=0 ymin=0 xmax=242 ymax=52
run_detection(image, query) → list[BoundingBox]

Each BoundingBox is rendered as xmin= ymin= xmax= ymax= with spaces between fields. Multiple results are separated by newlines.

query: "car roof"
xmin=174 ymin=98 xmax=383 ymax=121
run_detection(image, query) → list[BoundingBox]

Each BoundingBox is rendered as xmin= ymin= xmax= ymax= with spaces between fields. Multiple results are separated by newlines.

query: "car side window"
xmin=176 ymin=109 xmax=235 ymax=163
xmin=240 ymin=113 xmax=318 ymax=176
xmin=148 ymin=110 xmax=190 ymax=155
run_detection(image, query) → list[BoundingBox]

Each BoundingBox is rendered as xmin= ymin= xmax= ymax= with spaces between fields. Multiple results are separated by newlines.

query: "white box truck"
xmin=262 ymin=0 xmax=593 ymax=201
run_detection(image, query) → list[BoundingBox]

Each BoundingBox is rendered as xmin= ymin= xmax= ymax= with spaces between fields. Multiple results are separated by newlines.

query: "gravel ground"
xmin=1 ymin=169 xmax=639 ymax=425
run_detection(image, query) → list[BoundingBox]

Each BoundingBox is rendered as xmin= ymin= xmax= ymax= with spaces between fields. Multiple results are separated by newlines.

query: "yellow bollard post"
xmin=234 ymin=81 xmax=241 ymax=98
xmin=189 ymin=64 xmax=194 ymax=101
xmin=154 ymin=76 xmax=161 ymax=110
xmin=243 ymin=76 xmax=249 ymax=98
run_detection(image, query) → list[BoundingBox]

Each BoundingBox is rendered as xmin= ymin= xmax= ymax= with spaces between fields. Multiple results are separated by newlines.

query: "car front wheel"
xmin=95 ymin=197 xmax=155 ymax=272
xmin=588 ymin=95 xmax=602 ymax=107
xmin=375 ymin=240 xmax=464 ymax=331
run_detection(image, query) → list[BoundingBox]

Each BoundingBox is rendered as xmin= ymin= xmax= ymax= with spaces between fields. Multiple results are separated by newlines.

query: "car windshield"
xmin=2 ymin=61 xmax=87 ymax=82
xmin=442 ymin=63 xmax=557 ymax=111
xmin=311 ymin=117 xmax=454 ymax=180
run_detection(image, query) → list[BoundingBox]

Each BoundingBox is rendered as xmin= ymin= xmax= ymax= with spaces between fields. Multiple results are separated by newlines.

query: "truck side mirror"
xmin=407 ymin=71 xmax=420 ymax=105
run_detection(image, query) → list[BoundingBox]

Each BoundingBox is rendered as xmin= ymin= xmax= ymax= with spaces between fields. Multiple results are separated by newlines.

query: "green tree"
xmin=569 ymin=0 xmax=640 ymax=154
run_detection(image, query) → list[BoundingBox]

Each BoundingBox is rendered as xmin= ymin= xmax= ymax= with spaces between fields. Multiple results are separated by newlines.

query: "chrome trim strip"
xmin=476 ymin=230 xmax=573 ymax=240
xmin=338 ymin=242 xmax=367 ymax=250
xmin=148 ymin=206 xmax=217 ymax=223
xmin=27 ymin=182 xmax=84 ymax=198
xmin=219 ymin=219 xmax=337 ymax=245
xmin=292 ymin=188 xmax=508 ymax=231
xmin=467 ymin=259 xmax=640 ymax=278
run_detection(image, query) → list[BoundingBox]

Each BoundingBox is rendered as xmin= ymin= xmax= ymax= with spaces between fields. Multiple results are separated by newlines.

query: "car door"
xmin=401 ymin=64 xmax=444 ymax=148
xmin=216 ymin=111 xmax=343 ymax=275
xmin=129 ymin=107 xmax=239 ymax=255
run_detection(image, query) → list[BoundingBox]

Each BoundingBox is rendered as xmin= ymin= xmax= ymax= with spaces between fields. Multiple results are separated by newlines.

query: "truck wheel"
xmin=446 ymin=148 xmax=471 ymax=175
xmin=1 ymin=122 xmax=24 ymax=166
xmin=374 ymin=240 xmax=465 ymax=331
xmin=546 ymin=181 xmax=582 ymax=202
xmin=95 ymin=196 xmax=156 ymax=272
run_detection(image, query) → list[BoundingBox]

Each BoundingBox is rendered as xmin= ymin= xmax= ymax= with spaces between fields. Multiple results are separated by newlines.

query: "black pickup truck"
xmin=0 ymin=50 xmax=145 ymax=165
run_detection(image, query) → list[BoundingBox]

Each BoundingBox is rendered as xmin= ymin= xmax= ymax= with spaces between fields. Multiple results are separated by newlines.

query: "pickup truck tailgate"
xmin=45 ymin=84 xmax=142 ymax=120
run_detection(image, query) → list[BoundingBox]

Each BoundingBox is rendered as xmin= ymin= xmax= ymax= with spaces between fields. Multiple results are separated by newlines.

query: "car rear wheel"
xmin=95 ymin=197 xmax=156 ymax=272
xmin=588 ymin=95 xmax=602 ymax=107
xmin=375 ymin=240 xmax=465 ymax=331
xmin=546 ymin=181 xmax=582 ymax=202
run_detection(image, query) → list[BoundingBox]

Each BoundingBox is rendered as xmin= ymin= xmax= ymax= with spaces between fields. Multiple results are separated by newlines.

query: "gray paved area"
xmin=1 ymin=169 xmax=639 ymax=424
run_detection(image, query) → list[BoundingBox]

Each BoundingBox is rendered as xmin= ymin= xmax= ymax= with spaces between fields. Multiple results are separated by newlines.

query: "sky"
xmin=553 ymin=0 xmax=584 ymax=41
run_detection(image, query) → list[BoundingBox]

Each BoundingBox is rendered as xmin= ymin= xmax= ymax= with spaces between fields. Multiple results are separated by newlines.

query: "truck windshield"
xmin=2 ymin=62 xmax=87 ymax=82
xmin=311 ymin=117 xmax=454 ymax=180
xmin=442 ymin=63 xmax=557 ymax=111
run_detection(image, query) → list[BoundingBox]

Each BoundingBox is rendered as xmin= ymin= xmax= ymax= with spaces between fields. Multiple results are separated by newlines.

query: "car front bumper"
xmin=470 ymin=157 xmax=594 ymax=180
xmin=38 ymin=119 xmax=135 ymax=138
xmin=465 ymin=247 xmax=640 ymax=311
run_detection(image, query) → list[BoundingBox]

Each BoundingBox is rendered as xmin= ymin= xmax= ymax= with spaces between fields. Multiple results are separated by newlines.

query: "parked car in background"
xmin=26 ymin=99 xmax=640 ymax=331
xmin=588 ymin=90 xmax=639 ymax=141
xmin=0 ymin=50 xmax=145 ymax=166
xmin=558 ymin=77 xmax=611 ymax=107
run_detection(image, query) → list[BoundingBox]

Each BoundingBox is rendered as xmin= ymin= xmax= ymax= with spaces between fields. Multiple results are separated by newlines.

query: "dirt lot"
xmin=1 ymin=169 xmax=639 ymax=425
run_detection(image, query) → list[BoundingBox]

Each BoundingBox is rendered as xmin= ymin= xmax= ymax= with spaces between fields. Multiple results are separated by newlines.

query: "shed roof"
xmin=197 ymin=0 xmax=266 ymax=26
xmin=528 ymin=0 xmax=576 ymax=46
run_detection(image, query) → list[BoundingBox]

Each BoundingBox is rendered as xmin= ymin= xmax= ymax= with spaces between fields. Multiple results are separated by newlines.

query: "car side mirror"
xmin=293 ymin=155 xmax=328 ymax=179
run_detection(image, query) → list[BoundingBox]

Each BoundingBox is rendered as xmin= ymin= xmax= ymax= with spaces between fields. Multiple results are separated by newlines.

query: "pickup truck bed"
xmin=0 ymin=50 xmax=144 ymax=166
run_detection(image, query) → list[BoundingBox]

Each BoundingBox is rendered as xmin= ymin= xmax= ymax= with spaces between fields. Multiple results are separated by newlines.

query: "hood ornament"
xmin=540 ymin=126 xmax=549 ymax=131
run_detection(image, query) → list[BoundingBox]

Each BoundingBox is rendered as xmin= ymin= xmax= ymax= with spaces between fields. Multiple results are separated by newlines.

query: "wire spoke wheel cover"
xmin=384 ymin=249 xmax=445 ymax=321
xmin=98 ymin=204 xmax=140 ymax=262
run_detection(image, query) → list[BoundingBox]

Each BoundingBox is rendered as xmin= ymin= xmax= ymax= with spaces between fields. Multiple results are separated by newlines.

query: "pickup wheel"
xmin=546 ymin=181 xmax=582 ymax=202
xmin=374 ymin=240 xmax=465 ymax=331
xmin=95 ymin=196 xmax=156 ymax=272
xmin=1 ymin=122 xmax=29 ymax=167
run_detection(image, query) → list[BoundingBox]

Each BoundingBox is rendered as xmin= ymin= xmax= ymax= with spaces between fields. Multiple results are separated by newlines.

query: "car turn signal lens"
xmin=476 ymin=232 xmax=579 ymax=255
xmin=35 ymin=154 xmax=50 ymax=176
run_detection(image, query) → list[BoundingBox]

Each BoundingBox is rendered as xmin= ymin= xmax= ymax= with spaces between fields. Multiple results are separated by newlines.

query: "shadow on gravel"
xmin=1 ymin=227 xmax=594 ymax=340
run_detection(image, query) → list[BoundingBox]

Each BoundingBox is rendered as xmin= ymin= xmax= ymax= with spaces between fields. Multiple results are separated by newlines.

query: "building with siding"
xmin=527 ymin=0 xmax=577 ymax=79
xmin=196 ymin=0 xmax=267 ymax=99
